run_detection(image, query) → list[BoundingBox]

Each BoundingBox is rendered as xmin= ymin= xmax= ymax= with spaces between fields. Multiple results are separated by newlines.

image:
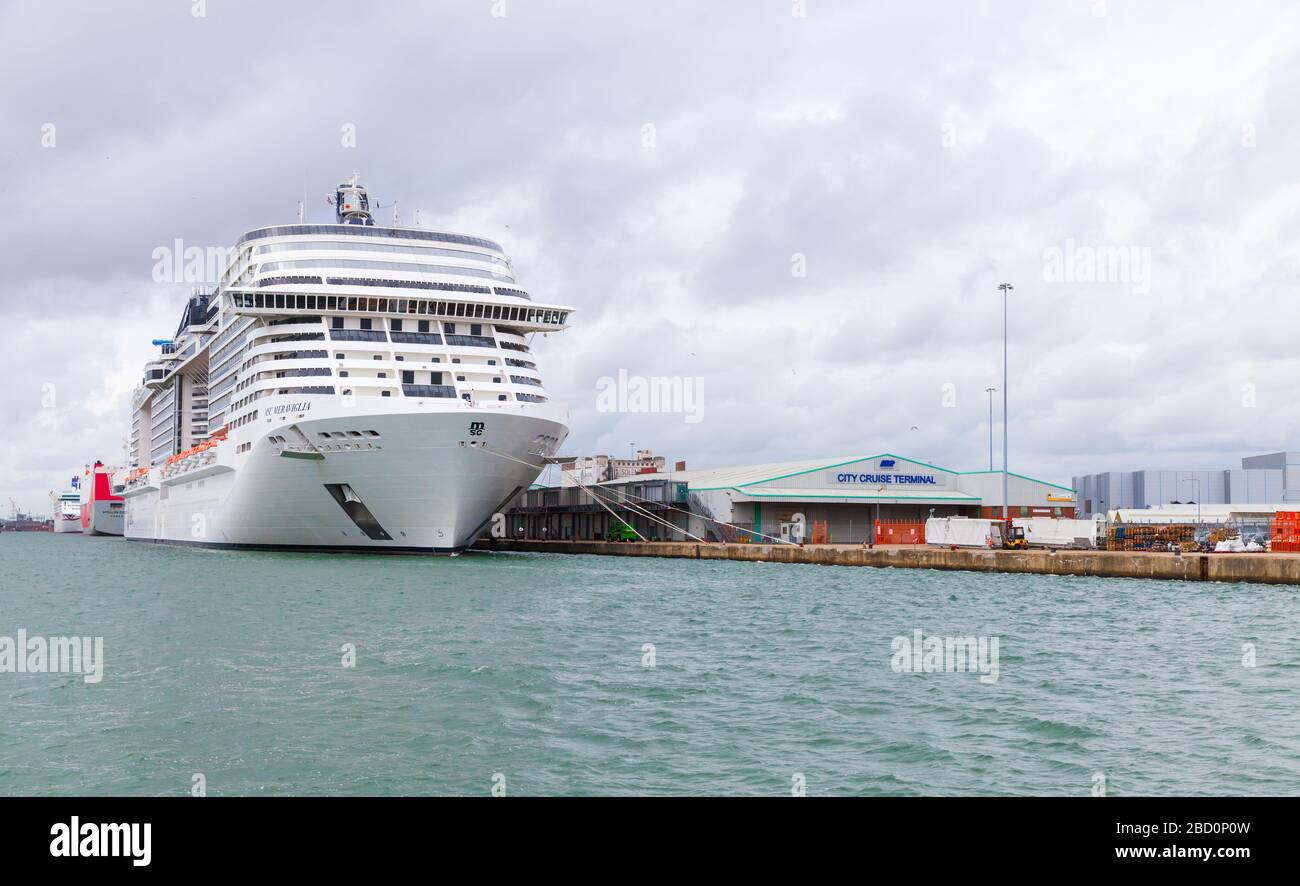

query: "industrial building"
xmin=1073 ymin=452 xmax=1300 ymax=517
xmin=508 ymin=453 xmax=1075 ymax=544
xmin=554 ymin=449 xmax=678 ymax=485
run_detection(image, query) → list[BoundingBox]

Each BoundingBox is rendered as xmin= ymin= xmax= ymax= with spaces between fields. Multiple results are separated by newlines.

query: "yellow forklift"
xmin=1002 ymin=521 xmax=1028 ymax=550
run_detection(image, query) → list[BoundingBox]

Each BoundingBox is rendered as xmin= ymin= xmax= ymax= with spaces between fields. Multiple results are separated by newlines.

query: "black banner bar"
xmin=0 ymin=797 xmax=1285 ymax=872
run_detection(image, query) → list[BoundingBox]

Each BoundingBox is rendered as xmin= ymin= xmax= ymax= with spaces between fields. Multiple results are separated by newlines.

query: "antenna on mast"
xmin=375 ymin=197 xmax=400 ymax=226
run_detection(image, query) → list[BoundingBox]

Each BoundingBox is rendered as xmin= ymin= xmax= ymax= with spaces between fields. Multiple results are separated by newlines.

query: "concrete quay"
xmin=475 ymin=539 xmax=1300 ymax=585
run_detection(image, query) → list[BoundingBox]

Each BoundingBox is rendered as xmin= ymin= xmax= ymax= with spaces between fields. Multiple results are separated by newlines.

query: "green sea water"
xmin=1 ymin=532 xmax=1297 ymax=796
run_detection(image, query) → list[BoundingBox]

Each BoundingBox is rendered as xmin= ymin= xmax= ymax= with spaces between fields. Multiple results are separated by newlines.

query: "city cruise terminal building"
xmin=509 ymin=453 xmax=1075 ymax=544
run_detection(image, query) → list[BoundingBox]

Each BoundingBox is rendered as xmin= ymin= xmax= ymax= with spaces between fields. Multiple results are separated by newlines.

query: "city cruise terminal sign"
xmin=827 ymin=459 xmax=943 ymax=487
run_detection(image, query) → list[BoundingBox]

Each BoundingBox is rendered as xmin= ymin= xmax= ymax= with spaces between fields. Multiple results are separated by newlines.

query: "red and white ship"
xmin=80 ymin=461 xmax=125 ymax=536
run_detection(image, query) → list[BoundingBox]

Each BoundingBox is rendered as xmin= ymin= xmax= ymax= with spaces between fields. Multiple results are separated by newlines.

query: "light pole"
xmin=985 ymin=386 xmax=996 ymax=471
xmin=1182 ymin=478 xmax=1201 ymax=542
xmin=997 ymin=283 xmax=1013 ymax=525
xmin=874 ymin=486 xmax=886 ymax=547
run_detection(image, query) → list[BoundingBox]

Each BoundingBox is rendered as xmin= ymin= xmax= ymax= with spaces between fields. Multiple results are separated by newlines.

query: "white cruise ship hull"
xmin=122 ymin=403 xmax=565 ymax=554
xmin=53 ymin=515 xmax=82 ymax=533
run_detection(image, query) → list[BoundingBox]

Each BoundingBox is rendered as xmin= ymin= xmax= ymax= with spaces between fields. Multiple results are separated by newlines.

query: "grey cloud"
xmin=3 ymin=0 xmax=1300 ymax=510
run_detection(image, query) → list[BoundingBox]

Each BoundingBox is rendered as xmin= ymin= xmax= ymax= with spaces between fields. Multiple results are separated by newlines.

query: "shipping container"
xmin=924 ymin=517 xmax=1003 ymax=548
xmin=1013 ymin=516 xmax=1104 ymax=549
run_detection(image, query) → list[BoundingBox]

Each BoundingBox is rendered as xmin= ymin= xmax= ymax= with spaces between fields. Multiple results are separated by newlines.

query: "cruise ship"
xmin=51 ymin=482 xmax=82 ymax=533
xmin=120 ymin=177 xmax=571 ymax=553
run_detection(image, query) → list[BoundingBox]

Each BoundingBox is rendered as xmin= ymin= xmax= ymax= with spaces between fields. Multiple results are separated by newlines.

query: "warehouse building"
xmin=508 ymin=453 xmax=1075 ymax=544
xmin=1072 ymin=451 xmax=1300 ymax=517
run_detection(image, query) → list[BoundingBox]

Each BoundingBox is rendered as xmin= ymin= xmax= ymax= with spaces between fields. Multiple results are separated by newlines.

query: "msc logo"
xmin=879 ymin=459 xmax=896 ymax=468
xmin=468 ymin=422 xmax=484 ymax=436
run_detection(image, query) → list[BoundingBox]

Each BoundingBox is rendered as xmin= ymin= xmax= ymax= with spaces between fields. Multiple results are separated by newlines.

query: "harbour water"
xmin=1 ymin=532 xmax=1296 ymax=796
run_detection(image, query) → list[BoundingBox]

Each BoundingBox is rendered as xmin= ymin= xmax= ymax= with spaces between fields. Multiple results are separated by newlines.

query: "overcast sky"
xmin=3 ymin=0 xmax=1299 ymax=511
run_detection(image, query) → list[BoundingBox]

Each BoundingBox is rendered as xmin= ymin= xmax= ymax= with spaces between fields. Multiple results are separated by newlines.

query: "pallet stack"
xmin=1106 ymin=523 xmax=1196 ymax=552
xmin=1208 ymin=527 xmax=1240 ymax=545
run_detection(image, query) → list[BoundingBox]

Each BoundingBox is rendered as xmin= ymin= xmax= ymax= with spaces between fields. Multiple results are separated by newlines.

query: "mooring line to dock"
xmin=473 ymin=443 xmax=801 ymax=547
xmin=599 ymin=484 xmax=797 ymax=546
xmin=577 ymin=483 xmax=711 ymax=543
xmin=471 ymin=443 xmax=654 ymax=542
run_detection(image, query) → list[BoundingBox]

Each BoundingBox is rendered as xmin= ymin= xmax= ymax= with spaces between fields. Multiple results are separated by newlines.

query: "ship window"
xmin=498 ymin=394 xmax=507 ymax=401
xmin=456 ymin=375 xmax=466 ymax=382
xmin=418 ymin=320 xmax=429 ymax=333
xmin=390 ymin=319 xmax=402 ymax=331
xmin=373 ymin=355 xmax=382 ymax=360
xmin=335 ymin=353 xmax=344 ymax=359
xmin=381 ymin=390 xmax=391 ymax=397
xmin=444 ymin=322 xmax=455 ymax=334
xmin=339 ymin=371 xmax=349 ymax=377
xmin=451 ymin=358 xmax=460 ymax=364
xmin=487 ymin=360 xmax=496 ymax=365
xmin=378 ymin=372 xmax=387 ymax=379
xmin=470 ymin=324 xmax=482 ymax=336
xmin=360 ymin=318 xmax=372 ymax=330
xmin=402 ymin=370 xmax=414 ymax=384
